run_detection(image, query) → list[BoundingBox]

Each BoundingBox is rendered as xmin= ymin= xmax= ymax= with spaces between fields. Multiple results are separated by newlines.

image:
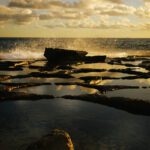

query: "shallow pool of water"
xmin=15 ymin=85 xmax=98 ymax=96
xmin=106 ymin=88 xmax=150 ymax=102
xmin=0 ymin=99 xmax=150 ymax=150
xmin=91 ymin=79 xmax=150 ymax=87
xmin=74 ymin=63 xmax=127 ymax=70
xmin=73 ymin=71 xmax=134 ymax=78
xmin=3 ymin=77 xmax=82 ymax=84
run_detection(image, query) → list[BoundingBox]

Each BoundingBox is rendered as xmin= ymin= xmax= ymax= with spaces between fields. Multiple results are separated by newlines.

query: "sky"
xmin=0 ymin=0 xmax=149 ymax=37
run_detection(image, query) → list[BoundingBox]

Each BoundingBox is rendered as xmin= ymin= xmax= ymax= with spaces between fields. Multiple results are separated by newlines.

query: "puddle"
xmin=15 ymin=85 xmax=98 ymax=96
xmin=29 ymin=61 xmax=46 ymax=66
xmin=0 ymin=99 xmax=150 ymax=150
xmin=132 ymin=67 xmax=149 ymax=73
xmin=0 ymin=68 xmax=35 ymax=76
xmin=2 ymin=77 xmax=83 ymax=84
xmin=99 ymin=79 xmax=150 ymax=87
xmin=106 ymin=88 xmax=150 ymax=102
xmin=73 ymin=71 xmax=134 ymax=78
xmin=121 ymin=60 xmax=142 ymax=66
xmin=74 ymin=63 xmax=127 ymax=70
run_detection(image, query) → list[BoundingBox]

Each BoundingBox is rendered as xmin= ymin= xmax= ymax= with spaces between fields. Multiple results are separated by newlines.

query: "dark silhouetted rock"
xmin=44 ymin=48 xmax=87 ymax=63
xmin=44 ymin=48 xmax=106 ymax=65
xmin=11 ymin=71 xmax=73 ymax=79
xmin=0 ymin=91 xmax=54 ymax=101
xmin=84 ymin=56 xmax=106 ymax=63
xmin=0 ymin=61 xmax=31 ymax=71
xmin=139 ymin=60 xmax=150 ymax=70
xmin=72 ymin=68 xmax=106 ymax=73
xmin=27 ymin=129 xmax=74 ymax=150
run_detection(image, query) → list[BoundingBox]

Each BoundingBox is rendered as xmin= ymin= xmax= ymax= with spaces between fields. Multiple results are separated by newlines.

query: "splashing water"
xmin=0 ymin=48 xmax=44 ymax=60
xmin=0 ymin=38 xmax=149 ymax=60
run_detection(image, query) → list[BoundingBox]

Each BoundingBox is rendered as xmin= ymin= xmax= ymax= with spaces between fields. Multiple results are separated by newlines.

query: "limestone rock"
xmin=27 ymin=129 xmax=74 ymax=150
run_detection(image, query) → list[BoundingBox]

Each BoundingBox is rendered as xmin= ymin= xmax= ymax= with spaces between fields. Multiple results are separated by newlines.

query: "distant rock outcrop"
xmin=44 ymin=48 xmax=106 ymax=64
xmin=84 ymin=55 xmax=106 ymax=63
xmin=27 ymin=129 xmax=74 ymax=150
xmin=44 ymin=48 xmax=87 ymax=63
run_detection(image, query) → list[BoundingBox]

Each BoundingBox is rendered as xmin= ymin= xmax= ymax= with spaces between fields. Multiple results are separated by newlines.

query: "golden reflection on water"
xmin=56 ymin=85 xmax=63 ymax=91
xmin=15 ymin=85 xmax=98 ymax=96
xmin=3 ymin=77 xmax=83 ymax=84
xmin=68 ymin=85 xmax=78 ymax=90
xmin=90 ymin=79 xmax=113 ymax=86
xmin=75 ymin=63 xmax=127 ymax=70
xmin=55 ymin=83 xmax=98 ymax=94
xmin=80 ymin=86 xmax=98 ymax=94
xmin=90 ymin=78 xmax=150 ymax=87
xmin=138 ymin=78 xmax=150 ymax=86
xmin=73 ymin=72 xmax=134 ymax=78
xmin=133 ymin=67 xmax=149 ymax=73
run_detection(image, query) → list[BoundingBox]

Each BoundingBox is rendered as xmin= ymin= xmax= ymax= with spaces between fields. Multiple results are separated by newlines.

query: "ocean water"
xmin=0 ymin=38 xmax=150 ymax=60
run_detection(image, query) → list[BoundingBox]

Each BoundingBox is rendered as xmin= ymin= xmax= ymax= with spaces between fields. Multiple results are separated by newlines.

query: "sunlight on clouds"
xmin=136 ymin=2 xmax=150 ymax=18
xmin=0 ymin=0 xmax=149 ymax=37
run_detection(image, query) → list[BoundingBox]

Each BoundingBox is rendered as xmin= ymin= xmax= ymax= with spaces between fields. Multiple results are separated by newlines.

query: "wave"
xmin=0 ymin=38 xmax=150 ymax=60
xmin=1 ymin=48 xmax=150 ymax=60
xmin=0 ymin=48 xmax=45 ymax=60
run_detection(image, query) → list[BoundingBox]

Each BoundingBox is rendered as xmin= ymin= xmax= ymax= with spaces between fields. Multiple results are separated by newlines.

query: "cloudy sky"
xmin=0 ymin=0 xmax=149 ymax=37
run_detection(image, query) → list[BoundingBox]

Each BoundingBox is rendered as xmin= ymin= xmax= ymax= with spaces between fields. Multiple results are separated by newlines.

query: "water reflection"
xmin=3 ymin=77 xmax=83 ymax=84
xmin=106 ymin=88 xmax=150 ymax=102
xmin=121 ymin=60 xmax=142 ymax=66
xmin=100 ymin=79 xmax=150 ymax=87
xmin=0 ymin=68 xmax=34 ymax=76
xmin=0 ymin=99 xmax=150 ymax=150
xmin=74 ymin=63 xmax=127 ymax=70
xmin=15 ymin=85 xmax=98 ymax=96
xmin=73 ymin=71 xmax=134 ymax=78
xmin=132 ymin=67 xmax=149 ymax=73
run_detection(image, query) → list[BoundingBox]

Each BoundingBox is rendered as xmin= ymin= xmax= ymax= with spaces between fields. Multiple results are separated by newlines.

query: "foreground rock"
xmin=27 ymin=129 xmax=74 ymax=150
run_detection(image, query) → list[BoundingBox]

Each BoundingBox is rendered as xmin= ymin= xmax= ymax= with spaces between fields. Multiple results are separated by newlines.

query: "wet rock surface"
xmin=0 ymin=53 xmax=150 ymax=116
xmin=0 ymin=75 xmax=11 ymax=81
xmin=27 ymin=129 xmax=74 ymax=150
xmin=0 ymin=91 xmax=54 ymax=101
xmin=139 ymin=60 xmax=150 ymax=71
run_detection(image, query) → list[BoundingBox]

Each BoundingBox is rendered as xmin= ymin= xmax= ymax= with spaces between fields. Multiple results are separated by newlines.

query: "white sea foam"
xmin=0 ymin=48 xmax=45 ymax=60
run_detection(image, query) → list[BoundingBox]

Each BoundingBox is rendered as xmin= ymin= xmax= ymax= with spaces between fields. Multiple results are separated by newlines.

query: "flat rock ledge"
xmin=27 ymin=129 xmax=74 ymax=150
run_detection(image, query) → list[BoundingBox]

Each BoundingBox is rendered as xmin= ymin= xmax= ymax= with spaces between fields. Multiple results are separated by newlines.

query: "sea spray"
xmin=0 ymin=38 xmax=149 ymax=60
xmin=0 ymin=48 xmax=44 ymax=60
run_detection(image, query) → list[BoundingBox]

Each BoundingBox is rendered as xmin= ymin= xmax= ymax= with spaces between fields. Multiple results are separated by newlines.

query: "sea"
xmin=0 ymin=38 xmax=150 ymax=60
